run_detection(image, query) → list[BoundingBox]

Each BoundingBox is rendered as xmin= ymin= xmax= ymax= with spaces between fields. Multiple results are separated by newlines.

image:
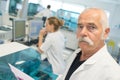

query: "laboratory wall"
xmin=61 ymin=0 xmax=120 ymax=26
xmin=0 ymin=0 xmax=120 ymax=60
xmin=107 ymin=5 xmax=120 ymax=60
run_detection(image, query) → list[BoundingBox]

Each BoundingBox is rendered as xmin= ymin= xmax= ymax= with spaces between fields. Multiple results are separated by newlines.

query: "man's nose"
xmin=80 ymin=27 xmax=88 ymax=36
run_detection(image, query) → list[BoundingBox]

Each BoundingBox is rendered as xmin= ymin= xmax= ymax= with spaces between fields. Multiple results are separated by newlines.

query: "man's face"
xmin=77 ymin=12 xmax=108 ymax=52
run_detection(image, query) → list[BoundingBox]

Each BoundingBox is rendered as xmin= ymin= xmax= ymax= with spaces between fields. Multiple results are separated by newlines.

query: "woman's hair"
xmin=47 ymin=16 xmax=64 ymax=31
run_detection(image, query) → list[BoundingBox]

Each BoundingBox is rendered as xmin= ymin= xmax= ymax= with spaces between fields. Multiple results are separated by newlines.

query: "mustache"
xmin=78 ymin=37 xmax=94 ymax=46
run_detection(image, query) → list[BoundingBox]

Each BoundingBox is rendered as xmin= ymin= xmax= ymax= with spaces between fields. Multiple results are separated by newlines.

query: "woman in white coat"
xmin=38 ymin=17 xmax=66 ymax=75
xmin=57 ymin=8 xmax=120 ymax=80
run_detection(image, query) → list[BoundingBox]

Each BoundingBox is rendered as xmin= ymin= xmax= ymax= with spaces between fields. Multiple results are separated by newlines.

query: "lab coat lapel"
xmin=71 ymin=45 xmax=107 ymax=76
xmin=72 ymin=58 xmax=96 ymax=75
xmin=66 ymin=48 xmax=81 ymax=68
xmin=66 ymin=49 xmax=80 ymax=69
xmin=63 ymin=49 xmax=81 ymax=78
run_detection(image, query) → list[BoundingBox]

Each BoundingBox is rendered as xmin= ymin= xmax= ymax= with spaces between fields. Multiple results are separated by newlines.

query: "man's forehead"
xmin=78 ymin=13 xmax=100 ymax=23
xmin=81 ymin=8 xmax=102 ymax=15
xmin=78 ymin=17 xmax=97 ymax=23
xmin=80 ymin=11 xmax=99 ymax=19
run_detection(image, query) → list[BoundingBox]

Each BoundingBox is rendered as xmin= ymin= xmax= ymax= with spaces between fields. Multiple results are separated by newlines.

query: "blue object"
xmin=0 ymin=40 xmax=4 ymax=44
xmin=0 ymin=48 xmax=58 ymax=80
xmin=0 ymin=62 xmax=17 ymax=80
xmin=0 ymin=11 xmax=2 ymax=15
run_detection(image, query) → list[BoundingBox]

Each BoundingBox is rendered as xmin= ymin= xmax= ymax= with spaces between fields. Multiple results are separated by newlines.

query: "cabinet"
xmin=57 ymin=9 xmax=79 ymax=32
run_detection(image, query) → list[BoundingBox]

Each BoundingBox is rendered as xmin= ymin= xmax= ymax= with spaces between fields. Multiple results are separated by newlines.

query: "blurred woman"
xmin=38 ymin=16 xmax=66 ymax=75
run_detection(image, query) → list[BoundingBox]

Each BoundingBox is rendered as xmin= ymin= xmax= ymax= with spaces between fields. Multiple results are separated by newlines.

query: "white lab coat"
xmin=40 ymin=30 xmax=66 ymax=75
xmin=35 ymin=8 xmax=52 ymax=18
xmin=57 ymin=45 xmax=120 ymax=80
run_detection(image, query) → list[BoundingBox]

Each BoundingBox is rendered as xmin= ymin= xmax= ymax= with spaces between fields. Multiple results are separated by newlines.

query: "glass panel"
xmin=9 ymin=0 xmax=18 ymax=16
xmin=57 ymin=9 xmax=79 ymax=32
xmin=27 ymin=3 xmax=43 ymax=16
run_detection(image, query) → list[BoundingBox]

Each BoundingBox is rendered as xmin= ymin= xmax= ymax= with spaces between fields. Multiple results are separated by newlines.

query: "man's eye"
xmin=87 ymin=25 xmax=97 ymax=31
xmin=78 ymin=25 xmax=83 ymax=29
xmin=89 ymin=26 xmax=96 ymax=29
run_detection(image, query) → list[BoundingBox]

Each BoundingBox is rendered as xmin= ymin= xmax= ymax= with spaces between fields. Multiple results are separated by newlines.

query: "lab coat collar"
xmin=72 ymin=45 xmax=108 ymax=74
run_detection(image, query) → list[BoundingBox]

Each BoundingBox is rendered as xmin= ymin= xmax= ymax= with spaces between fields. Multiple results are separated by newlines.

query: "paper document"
xmin=8 ymin=63 xmax=34 ymax=80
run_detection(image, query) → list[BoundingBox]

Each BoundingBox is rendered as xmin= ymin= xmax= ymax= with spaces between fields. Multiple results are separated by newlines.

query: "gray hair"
xmin=100 ymin=10 xmax=109 ymax=30
xmin=80 ymin=8 xmax=109 ymax=31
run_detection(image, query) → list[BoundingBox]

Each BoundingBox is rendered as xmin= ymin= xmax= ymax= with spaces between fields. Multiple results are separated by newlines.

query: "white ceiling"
xmin=100 ymin=0 xmax=120 ymax=4
xmin=59 ymin=0 xmax=120 ymax=5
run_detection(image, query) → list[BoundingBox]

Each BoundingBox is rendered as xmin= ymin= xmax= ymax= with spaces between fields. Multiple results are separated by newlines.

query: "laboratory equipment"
xmin=25 ymin=19 xmax=43 ymax=45
xmin=0 ymin=25 xmax=12 ymax=40
xmin=12 ymin=19 xmax=26 ymax=41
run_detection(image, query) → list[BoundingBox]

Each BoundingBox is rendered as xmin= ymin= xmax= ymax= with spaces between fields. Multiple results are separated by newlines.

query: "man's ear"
xmin=104 ymin=28 xmax=110 ymax=39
